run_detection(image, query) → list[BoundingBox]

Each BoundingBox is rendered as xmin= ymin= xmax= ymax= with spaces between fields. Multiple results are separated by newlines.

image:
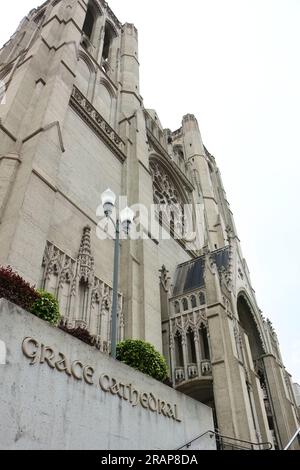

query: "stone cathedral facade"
xmin=0 ymin=0 xmax=299 ymax=450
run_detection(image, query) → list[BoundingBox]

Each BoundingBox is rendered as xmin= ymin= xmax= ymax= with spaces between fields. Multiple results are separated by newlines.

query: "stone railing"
xmin=174 ymin=360 xmax=212 ymax=384
xmin=188 ymin=364 xmax=198 ymax=379
xmin=201 ymin=360 xmax=212 ymax=376
xmin=175 ymin=367 xmax=185 ymax=382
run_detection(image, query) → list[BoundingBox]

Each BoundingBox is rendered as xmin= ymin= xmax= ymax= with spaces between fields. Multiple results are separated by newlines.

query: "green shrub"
xmin=116 ymin=339 xmax=168 ymax=382
xmin=31 ymin=290 xmax=61 ymax=326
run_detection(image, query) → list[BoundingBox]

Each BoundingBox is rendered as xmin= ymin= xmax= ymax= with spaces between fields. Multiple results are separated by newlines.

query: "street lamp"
xmin=101 ymin=189 xmax=134 ymax=359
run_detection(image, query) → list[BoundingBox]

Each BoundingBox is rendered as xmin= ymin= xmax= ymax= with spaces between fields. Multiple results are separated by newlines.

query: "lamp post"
xmin=101 ymin=189 xmax=134 ymax=359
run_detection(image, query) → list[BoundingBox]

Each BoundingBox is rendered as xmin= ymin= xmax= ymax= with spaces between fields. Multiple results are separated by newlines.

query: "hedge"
xmin=116 ymin=339 xmax=168 ymax=382
xmin=0 ymin=266 xmax=39 ymax=311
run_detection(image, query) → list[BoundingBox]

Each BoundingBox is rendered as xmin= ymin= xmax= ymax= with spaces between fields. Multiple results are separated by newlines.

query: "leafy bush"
xmin=116 ymin=339 xmax=168 ymax=382
xmin=59 ymin=324 xmax=95 ymax=346
xmin=0 ymin=265 xmax=39 ymax=311
xmin=31 ymin=290 xmax=61 ymax=326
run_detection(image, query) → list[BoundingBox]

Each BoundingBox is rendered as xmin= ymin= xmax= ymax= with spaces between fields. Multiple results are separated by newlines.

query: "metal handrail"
xmin=284 ymin=426 xmax=300 ymax=450
xmin=177 ymin=429 xmax=273 ymax=450
xmin=177 ymin=430 xmax=215 ymax=450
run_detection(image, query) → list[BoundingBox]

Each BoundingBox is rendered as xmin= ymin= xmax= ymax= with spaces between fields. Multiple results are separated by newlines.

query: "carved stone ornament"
xmin=149 ymin=159 xmax=186 ymax=235
xmin=41 ymin=226 xmax=124 ymax=355
xmin=159 ymin=265 xmax=171 ymax=293
xmin=70 ymin=86 xmax=126 ymax=162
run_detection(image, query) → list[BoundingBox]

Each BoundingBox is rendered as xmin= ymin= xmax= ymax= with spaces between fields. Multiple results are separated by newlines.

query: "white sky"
xmin=1 ymin=0 xmax=299 ymax=383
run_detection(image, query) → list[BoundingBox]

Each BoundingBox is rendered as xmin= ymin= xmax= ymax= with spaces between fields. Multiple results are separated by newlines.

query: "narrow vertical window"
xmin=175 ymin=332 xmax=184 ymax=367
xmin=102 ymin=22 xmax=117 ymax=71
xmin=186 ymin=328 xmax=197 ymax=364
xmin=191 ymin=295 xmax=197 ymax=309
xmin=83 ymin=4 xmax=95 ymax=40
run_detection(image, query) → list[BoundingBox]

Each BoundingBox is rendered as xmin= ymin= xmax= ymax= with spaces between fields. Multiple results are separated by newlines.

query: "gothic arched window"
xmin=81 ymin=1 xmax=102 ymax=52
xmin=174 ymin=301 xmax=180 ymax=314
xmin=149 ymin=158 xmax=187 ymax=239
xmin=191 ymin=295 xmax=197 ymax=309
xmin=83 ymin=3 xmax=96 ymax=40
xmin=174 ymin=331 xmax=184 ymax=367
xmin=182 ymin=298 xmax=189 ymax=311
xmin=102 ymin=21 xmax=118 ymax=72
xmin=186 ymin=328 xmax=197 ymax=364
xmin=200 ymin=325 xmax=210 ymax=360
xmin=79 ymin=279 xmax=89 ymax=321
xmin=199 ymin=292 xmax=206 ymax=306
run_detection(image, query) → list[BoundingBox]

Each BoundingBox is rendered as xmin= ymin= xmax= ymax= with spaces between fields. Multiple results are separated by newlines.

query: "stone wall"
xmin=0 ymin=299 xmax=215 ymax=450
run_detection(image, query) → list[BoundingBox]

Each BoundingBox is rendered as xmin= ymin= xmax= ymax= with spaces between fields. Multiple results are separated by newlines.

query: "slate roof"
xmin=172 ymin=247 xmax=230 ymax=296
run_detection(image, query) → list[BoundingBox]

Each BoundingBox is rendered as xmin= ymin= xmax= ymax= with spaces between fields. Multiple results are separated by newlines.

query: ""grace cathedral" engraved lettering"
xmin=22 ymin=337 xmax=182 ymax=422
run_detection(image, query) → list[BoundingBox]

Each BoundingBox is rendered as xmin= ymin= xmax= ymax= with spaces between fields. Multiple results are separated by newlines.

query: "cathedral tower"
xmin=0 ymin=0 xmax=298 ymax=449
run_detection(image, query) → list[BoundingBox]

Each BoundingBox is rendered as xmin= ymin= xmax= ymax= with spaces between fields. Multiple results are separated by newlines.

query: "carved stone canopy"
xmin=78 ymin=226 xmax=94 ymax=284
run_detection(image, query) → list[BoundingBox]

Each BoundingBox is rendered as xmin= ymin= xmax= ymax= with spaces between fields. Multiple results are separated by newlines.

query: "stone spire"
xmin=78 ymin=226 xmax=94 ymax=284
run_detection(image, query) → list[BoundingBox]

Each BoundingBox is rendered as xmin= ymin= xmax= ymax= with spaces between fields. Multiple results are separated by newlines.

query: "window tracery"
xmin=149 ymin=159 xmax=186 ymax=237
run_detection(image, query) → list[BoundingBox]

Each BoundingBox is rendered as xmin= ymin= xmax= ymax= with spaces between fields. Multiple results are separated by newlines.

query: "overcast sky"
xmin=1 ymin=0 xmax=299 ymax=384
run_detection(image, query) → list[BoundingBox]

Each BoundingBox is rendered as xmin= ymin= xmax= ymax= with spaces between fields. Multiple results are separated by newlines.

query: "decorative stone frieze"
xmin=70 ymin=86 xmax=126 ymax=162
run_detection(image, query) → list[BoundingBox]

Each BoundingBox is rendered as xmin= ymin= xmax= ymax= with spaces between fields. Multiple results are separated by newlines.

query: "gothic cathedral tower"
xmin=0 ymin=0 xmax=298 ymax=449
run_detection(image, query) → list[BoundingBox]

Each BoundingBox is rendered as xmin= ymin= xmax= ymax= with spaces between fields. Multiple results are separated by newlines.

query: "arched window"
xmin=79 ymin=278 xmax=89 ymax=321
xmin=174 ymin=301 xmax=180 ymax=314
xmin=191 ymin=295 xmax=197 ymax=309
xmin=81 ymin=1 xmax=102 ymax=53
xmin=199 ymin=292 xmax=206 ymax=306
xmin=200 ymin=325 xmax=210 ymax=360
xmin=237 ymin=295 xmax=265 ymax=360
xmin=149 ymin=158 xmax=188 ymax=241
xmin=102 ymin=21 xmax=117 ymax=65
xmin=182 ymin=298 xmax=189 ymax=311
xmin=174 ymin=332 xmax=184 ymax=367
xmin=186 ymin=328 xmax=197 ymax=364
xmin=83 ymin=3 xmax=96 ymax=40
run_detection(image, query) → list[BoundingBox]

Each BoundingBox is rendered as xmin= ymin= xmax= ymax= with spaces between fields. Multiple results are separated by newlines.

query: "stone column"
xmin=182 ymin=114 xmax=226 ymax=251
xmin=249 ymin=369 xmax=274 ymax=446
xmin=194 ymin=330 xmax=202 ymax=377
xmin=0 ymin=1 xmax=85 ymax=284
xmin=263 ymin=354 xmax=300 ymax=450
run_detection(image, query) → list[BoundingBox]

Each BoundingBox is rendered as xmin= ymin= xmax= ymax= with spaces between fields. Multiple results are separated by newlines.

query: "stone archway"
xmin=237 ymin=293 xmax=279 ymax=448
xmin=237 ymin=293 xmax=265 ymax=360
